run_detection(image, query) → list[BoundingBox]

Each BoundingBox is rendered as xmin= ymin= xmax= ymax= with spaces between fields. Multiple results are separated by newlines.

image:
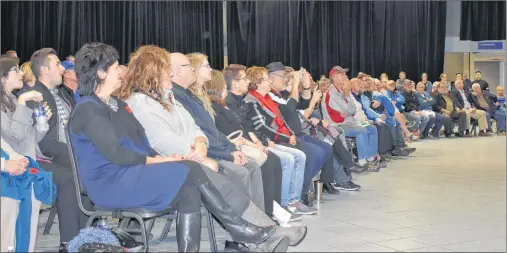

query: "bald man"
xmin=170 ymin=53 xmax=268 ymax=213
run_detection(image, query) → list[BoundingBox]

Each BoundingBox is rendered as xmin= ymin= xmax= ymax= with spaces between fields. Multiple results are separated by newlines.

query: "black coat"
xmin=23 ymin=81 xmax=76 ymax=166
xmin=431 ymin=92 xmax=456 ymax=113
xmin=450 ymin=89 xmax=473 ymax=110
xmin=401 ymin=90 xmax=420 ymax=112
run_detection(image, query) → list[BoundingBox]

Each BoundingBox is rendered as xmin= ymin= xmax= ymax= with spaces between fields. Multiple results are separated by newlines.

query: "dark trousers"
xmin=450 ymin=110 xmax=467 ymax=133
xmin=259 ymin=152 xmax=283 ymax=215
xmin=431 ymin=113 xmax=449 ymax=137
xmin=297 ymin=134 xmax=333 ymax=194
xmin=39 ymin=161 xmax=93 ymax=243
xmin=374 ymin=122 xmax=393 ymax=154
xmin=332 ymin=139 xmax=355 ymax=169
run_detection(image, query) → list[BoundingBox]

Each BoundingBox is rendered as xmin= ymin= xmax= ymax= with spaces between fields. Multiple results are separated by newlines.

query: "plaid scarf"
xmin=48 ymin=87 xmax=70 ymax=127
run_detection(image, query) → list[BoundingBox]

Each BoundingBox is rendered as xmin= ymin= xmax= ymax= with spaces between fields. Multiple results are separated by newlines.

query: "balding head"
xmin=350 ymin=78 xmax=362 ymax=93
xmin=170 ymin=52 xmax=196 ymax=88
xmin=455 ymin=79 xmax=464 ymax=90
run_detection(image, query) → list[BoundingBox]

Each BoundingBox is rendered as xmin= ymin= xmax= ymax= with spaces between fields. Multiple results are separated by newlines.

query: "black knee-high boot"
xmin=176 ymin=212 xmax=201 ymax=252
xmin=197 ymin=181 xmax=277 ymax=244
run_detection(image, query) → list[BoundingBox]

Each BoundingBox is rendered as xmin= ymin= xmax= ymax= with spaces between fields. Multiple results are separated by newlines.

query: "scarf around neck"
xmin=249 ymin=90 xmax=290 ymax=136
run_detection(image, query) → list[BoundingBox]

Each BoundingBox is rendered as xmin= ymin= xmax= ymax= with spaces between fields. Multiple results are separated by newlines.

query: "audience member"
xmin=451 ymin=79 xmax=489 ymax=136
xmin=469 ymin=83 xmax=506 ymax=134
xmin=401 ymin=80 xmax=435 ymax=139
xmin=431 ymin=81 xmax=467 ymax=137
xmin=170 ymin=53 xmax=266 ymax=212
xmin=6 ymin=50 xmax=17 ymax=58
xmin=15 ymin=61 xmax=37 ymax=96
xmin=440 ymin=73 xmax=452 ymax=92
xmin=418 ymin=72 xmax=432 ymax=93
xmin=395 ymin=71 xmax=409 ymax=91
xmin=496 ymin=86 xmax=505 ymax=105
xmin=70 ymin=42 xmax=289 ymax=253
xmin=473 ymin=71 xmax=489 ymax=91
xmin=61 ymin=60 xmax=79 ymax=102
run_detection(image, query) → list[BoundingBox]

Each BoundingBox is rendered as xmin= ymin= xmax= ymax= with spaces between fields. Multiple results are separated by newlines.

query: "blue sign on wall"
xmin=478 ymin=41 xmax=504 ymax=50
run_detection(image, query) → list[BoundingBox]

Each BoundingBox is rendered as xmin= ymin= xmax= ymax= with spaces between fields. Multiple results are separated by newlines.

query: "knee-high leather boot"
xmin=197 ymin=181 xmax=277 ymax=244
xmin=176 ymin=212 xmax=201 ymax=252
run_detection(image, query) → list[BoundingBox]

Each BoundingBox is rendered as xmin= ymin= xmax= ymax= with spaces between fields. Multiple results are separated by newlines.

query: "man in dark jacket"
xmin=401 ymin=80 xmax=435 ymax=139
xmin=431 ymin=82 xmax=467 ymax=137
xmin=24 ymin=48 xmax=91 ymax=252
xmin=450 ymin=79 xmax=490 ymax=136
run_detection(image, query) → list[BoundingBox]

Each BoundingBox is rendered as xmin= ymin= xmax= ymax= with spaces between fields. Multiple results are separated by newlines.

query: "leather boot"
xmin=176 ymin=212 xmax=201 ymax=252
xmin=198 ymin=181 xmax=277 ymax=244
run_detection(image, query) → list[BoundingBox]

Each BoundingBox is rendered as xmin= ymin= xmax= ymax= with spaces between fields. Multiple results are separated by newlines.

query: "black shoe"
xmin=198 ymin=181 xmax=277 ymax=244
xmin=59 ymin=242 xmax=68 ymax=253
xmin=176 ymin=212 xmax=201 ymax=252
xmin=348 ymin=164 xmax=367 ymax=173
xmin=224 ymin=241 xmax=250 ymax=252
xmin=402 ymin=147 xmax=416 ymax=154
xmin=322 ymin=183 xmax=340 ymax=195
xmin=301 ymin=194 xmax=314 ymax=207
xmin=334 ymin=181 xmax=361 ymax=191
xmin=391 ymin=148 xmax=409 ymax=157
xmin=455 ymin=132 xmax=464 ymax=137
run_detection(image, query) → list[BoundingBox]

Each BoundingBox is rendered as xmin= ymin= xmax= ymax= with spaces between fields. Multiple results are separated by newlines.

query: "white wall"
xmin=475 ymin=62 xmax=501 ymax=91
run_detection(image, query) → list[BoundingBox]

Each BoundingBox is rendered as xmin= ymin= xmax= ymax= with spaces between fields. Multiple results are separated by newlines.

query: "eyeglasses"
xmin=200 ymin=64 xmax=211 ymax=69
xmin=234 ymin=76 xmax=250 ymax=82
xmin=180 ymin=64 xmax=192 ymax=68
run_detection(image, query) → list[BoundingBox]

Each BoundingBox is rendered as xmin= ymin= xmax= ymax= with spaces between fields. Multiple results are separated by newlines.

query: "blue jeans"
xmin=268 ymin=145 xmax=306 ymax=207
xmin=297 ymin=134 xmax=333 ymax=194
xmin=340 ymin=123 xmax=378 ymax=160
xmin=492 ymin=110 xmax=506 ymax=132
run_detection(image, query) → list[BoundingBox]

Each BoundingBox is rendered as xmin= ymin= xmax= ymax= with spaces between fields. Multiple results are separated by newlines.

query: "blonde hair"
xmin=186 ymin=53 xmax=214 ymax=115
xmin=20 ymin=61 xmax=35 ymax=83
xmin=205 ymin=70 xmax=227 ymax=106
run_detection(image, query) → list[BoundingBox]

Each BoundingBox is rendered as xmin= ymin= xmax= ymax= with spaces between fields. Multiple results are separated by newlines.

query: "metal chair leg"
xmin=205 ymin=209 xmax=218 ymax=253
xmin=159 ymin=216 xmax=175 ymax=240
xmin=43 ymin=206 xmax=57 ymax=235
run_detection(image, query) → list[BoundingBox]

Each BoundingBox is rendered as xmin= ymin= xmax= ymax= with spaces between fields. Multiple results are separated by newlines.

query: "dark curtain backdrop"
xmin=1 ymin=1 xmax=223 ymax=68
xmin=227 ymin=1 xmax=446 ymax=81
xmin=460 ymin=1 xmax=506 ymax=41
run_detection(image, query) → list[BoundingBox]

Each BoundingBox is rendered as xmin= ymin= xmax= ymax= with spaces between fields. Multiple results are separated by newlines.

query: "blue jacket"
xmin=1 ymin=150 xmax=57 ymax=252
xmin=387 ymin=90 xmax=406 ymax=111
xmin=371 ymin=93 xmax=397 ymax=127
xmin=352 ymin=93 xmax=381 ymax=121
xmin=417 ymin=91 xmax=436 ymax=111
xmin=172 ymin=84 xmax=236 ymax=161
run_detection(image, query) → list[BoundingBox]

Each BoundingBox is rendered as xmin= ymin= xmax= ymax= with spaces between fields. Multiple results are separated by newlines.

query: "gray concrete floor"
xmin=35 ymin=136 xmax=506 ymax=252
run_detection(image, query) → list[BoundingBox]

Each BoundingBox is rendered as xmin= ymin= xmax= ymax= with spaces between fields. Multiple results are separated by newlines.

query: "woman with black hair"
xmin=69 ymin=42 xmax=289 ymax=252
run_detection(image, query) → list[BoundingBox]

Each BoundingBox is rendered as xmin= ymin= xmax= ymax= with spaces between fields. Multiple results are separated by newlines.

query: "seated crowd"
xmin=1 ymin=45 xmax=504 ymax=253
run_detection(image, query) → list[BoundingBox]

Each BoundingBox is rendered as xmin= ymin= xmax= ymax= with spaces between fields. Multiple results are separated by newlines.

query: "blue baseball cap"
xmin=61 ymin=60 xmax=75 ymax=70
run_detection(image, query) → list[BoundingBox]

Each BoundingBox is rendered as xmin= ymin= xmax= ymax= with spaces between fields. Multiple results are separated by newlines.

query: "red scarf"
xmin=249 ymin=90 xmax=291 ymax=138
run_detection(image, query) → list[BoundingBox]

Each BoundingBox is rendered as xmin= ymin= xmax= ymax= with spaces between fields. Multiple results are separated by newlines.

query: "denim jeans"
xmin=268 ymin=145 xmax=306 ymax=207
xmin=489 ymin=110 xmax=507 ymax=132
xmin=340 ymin=123 xmax=378 ymax=160
xmin=297 ymin=134 xmax=333 ymax=194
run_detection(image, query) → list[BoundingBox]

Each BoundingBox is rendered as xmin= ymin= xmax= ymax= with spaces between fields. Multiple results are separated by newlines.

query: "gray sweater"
xmin=1 ymin=99 xmax=48 ymax=158
xmin=125 ymin=92 xmax=208 ymax=157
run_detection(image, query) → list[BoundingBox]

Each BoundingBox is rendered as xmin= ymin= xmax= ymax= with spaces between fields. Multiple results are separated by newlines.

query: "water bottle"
xmin=34 ymin=103 xmax=49 ymax=132
xmin=7 ymin=246 xmax=14 ymax=253
xmin=97 ymin=218 xmax=109 ymax=229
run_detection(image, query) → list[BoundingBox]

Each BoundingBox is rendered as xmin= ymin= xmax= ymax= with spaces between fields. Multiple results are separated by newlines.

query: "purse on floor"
xmin=227 ymin=130 xmax=268 ymax=166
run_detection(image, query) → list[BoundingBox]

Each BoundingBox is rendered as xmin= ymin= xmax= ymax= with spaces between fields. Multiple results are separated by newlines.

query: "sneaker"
xmin=402 ymin=147 xmax=416 ymax=154
xmin=284 ymin=207 xmax=304 ymax=221
xmin=334 ymin=181 xmax=361 ymax=191
xmin=288 ymin=201 xmax=318 ymax=215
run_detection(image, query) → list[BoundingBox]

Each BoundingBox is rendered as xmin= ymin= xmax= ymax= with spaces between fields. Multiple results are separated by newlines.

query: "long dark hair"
xmin=0 ymin=54 xmax=20 ymax=112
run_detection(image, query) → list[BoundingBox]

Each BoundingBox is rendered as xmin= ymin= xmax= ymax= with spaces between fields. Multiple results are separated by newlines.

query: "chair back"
xmin=65 ymin=112 xmax=93 ymax=216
